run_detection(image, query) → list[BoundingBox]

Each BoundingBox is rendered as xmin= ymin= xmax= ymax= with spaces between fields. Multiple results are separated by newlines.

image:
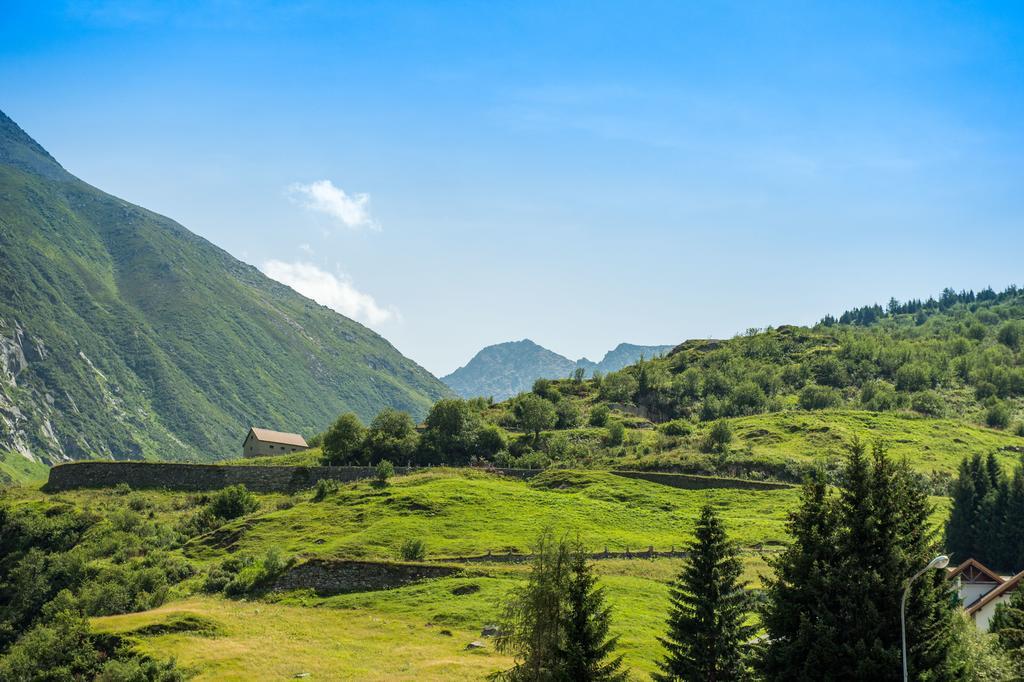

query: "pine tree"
xmin=656 ymin=503 xmax=754 ymax=681
xmin=1006 ymin=468 xmax=1024 ymax=572
xmin=989 ymin=586 xmax=1024 ymax=675
xmin=557 ymin=546 xmax=628 ymax=681
xmin=762 ymin=442 xmax=962 ymax=681
xmin=760 ymin=470 xmax=842 ymax=681
xmin=945 ymin=457 xmax=978 ymax=563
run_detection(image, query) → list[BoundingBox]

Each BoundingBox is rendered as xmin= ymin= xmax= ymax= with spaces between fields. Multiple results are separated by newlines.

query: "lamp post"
xmin=901 ymin=554 xmax=949 ymax=682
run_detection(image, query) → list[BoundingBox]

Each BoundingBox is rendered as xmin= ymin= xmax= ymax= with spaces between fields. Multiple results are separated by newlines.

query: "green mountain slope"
xmin=442 ymin=339 xmax=671 ymax=400
xmin=0 ymin=110 xmax=449 ymax=465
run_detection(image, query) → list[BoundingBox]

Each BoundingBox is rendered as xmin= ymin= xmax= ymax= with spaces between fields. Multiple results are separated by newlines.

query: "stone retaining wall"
xmin=611 ymin=470 xmax=792 ymax=491
xmin=273 ymin=559 xmax=460 ymax=595
xmin=44 ymin=461 xmax=541 ymax=493
xmin=44 ymin=461 xmax=792 ymax=494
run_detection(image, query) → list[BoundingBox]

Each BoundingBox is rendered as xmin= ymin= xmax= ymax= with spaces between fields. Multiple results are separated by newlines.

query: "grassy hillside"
xmin=0 ymin=110 xmax=449 ymax=466
xmin=5 ymin=470 xmax=796 ymax=680
xmin=0 ymin=451 xmax=49 ymax=486
xmin=5 ymin=465 xmax=956 ymax=679
xmin=186 ymin=469 xmax=799 ymax=562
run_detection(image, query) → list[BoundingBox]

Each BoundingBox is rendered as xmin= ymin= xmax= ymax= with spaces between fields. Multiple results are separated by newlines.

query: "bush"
xmin=701 ymin=420 xmax=733 ymax=453
xmin=599 ymin=371 xmax=638 ymax=403
xmin=798 ymin=384 xmax=842 ymax=410
xmin=208 ymin=485 xmax=259 ymax=520
xmin=659 ymin=419 xmax=692 ymax=437
xmin=911 ymin=391 xmax=945 ymax=417
xmin=895 ymin=363 xmax=934 ymax=392
xmin=532 ymin=378 xmax=561 ymax=402
xmin=860 ymin=380 xmax=898 ymax=411
xmin=605 ymin=421 xmax=626 ymax=446
xmin=987 ymin=403 xmax=1012 ymax=429
xmin=588 ymin=404 xmax=610 ymax=427
xmin=375 ymin=459 xmax=395 ymax=484
xmin=312 ymin=479 xmax=339 ymax=502
xmin=222 ymin=550 xmax=288 ymax=597
xmin=555 ymin=399 xmax=582 ymax=428
xmin=400 ymin=538 xmax=426 ymax=561
xmin=477 ymin=424 xmax=508 ymax=456
xmin=96 ymin=656 xmax=186 ymax=682
xmin=1015 ymin=422 xmax=1024 ymax=438
xmin=997 ymin=321 xmax=1024 ymax=350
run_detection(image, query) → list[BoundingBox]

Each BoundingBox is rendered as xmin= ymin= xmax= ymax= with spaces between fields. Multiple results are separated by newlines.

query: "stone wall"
xmin=273 ymin=559 xmax=460 ymax=595
xmin=610 ymin=470 xmax=793 ymax=491
xmin=44 ymin=461 xmax=541 ymax=493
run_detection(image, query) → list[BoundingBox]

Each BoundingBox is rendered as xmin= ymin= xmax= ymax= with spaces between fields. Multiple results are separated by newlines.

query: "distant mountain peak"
xmin=442 ymin=340 xmax=673 ymax=401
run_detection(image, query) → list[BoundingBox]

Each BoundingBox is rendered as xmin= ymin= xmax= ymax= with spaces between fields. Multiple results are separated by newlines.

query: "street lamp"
xmin=901 ymin=555 xmax=950 ymax=682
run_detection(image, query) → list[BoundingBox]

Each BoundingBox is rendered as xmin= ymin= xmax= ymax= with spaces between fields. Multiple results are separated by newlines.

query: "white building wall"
xmin=959 ymin=582 xmax=998 ymax=607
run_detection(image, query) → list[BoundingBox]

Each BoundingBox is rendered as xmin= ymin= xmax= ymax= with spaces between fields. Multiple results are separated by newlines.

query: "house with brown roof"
xmin=967 ymin=570 xmax=1023 ymax=631
xmin=948 ymin=557 xmax=1023 ymax=631
xmin=242 ymin=427 xmax=309 ymax=457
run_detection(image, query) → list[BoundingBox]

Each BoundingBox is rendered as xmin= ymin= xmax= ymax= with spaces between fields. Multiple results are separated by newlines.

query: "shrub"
xmin=555 ymin=400 xmax=582 ymax=428
xmin=588 ymin=404 xmax=610 ymax=427
xmin=701 ymin=420 xmax=733 ymax=453
xmin=997 ymin=321 xmax=1024 ymax=350
xmin=911 ymin=391 xmax=945 ymax=417
xmin=798 ymin=384 xmax=842 ymax=410
xmin=860 ymin=380 xmax=898 ymax=411
xmin=208 ymin=485 xmax=259 ymax=520
xmin=375 ymin=459 xmax=395 ymax=484
xmin=532 ymin=378 xmax=561 ymax=402
xmin=895 ymin=363 xmax=934 ymax=392
xmin=477 ymin=424 xmax=508 ymax=456
xmin=987 ymin=403 xmax=1012 ymax=429
xmin=400 ymin=538 xmax=426 ymax=561
xmin=605 ymin=421 xmax=626 ymax=446
xmin=1015 ymin=422 xmax=1024 ymax=438
xmin=659 ymin=419 xmax=692 ymax=437
xmin=223 ymin=549 xmax=288 ymax=597
xmin=599 ymin=371 xmax=638 ymax=403
xmin=312 ymin=479 xmax=339 ymax=502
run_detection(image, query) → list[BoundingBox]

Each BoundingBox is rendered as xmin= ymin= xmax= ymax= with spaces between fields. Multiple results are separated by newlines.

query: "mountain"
xmin=441 ymin=339 xmax=672 ymax=400
xmin=0 ymin=110 xmax=450 ymax=465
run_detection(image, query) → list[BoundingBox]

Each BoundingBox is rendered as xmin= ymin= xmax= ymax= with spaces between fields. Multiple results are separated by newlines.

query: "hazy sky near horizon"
xmin=2 ymin=1 xmax=1022 ymax=375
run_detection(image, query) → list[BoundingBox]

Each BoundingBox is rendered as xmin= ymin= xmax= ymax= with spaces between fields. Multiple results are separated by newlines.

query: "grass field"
xmin=15 ymin=464 xmax=957 ymax=680
xmin=186 ymin=469 xmax=800 ymax=563
xmin=622 ymin=410 xmax=1024 ymax=476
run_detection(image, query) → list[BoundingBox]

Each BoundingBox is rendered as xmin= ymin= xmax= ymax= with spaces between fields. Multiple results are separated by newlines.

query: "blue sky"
xmin=2 ymin=1 xmax=1022 ymax=375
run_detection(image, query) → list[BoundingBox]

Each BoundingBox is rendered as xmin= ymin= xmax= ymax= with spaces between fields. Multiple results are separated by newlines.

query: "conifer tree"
xmin=989 ymin=586 xmax=1024 ymax=675
xmin=945 ymin=457 xmax=978 ymax=562
xmin=762 ymin=441 xmax=962 ymax=681
xmin=760 ymin=470 xmax=841 ymax=681
xmin=558 ymin=547 xmax=628 ymax=682
xmin=656 ymin=504 xmax=754 ymax=681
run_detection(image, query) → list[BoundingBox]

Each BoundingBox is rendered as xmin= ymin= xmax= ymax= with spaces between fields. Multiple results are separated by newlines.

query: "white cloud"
xmin=261 ymin=260 xmax=396 ymax=327
xmin=287 ymin=179 xmax=378 ymax=229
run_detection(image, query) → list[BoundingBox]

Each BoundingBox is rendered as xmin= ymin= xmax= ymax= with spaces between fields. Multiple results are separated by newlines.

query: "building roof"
xmin=246 ymin=427 xmax=308 ymax=447
xmin=967 ymin=570 xmax=1024 ymax=616
xmin=948 ymin=558 xmax=1006 ymax=585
